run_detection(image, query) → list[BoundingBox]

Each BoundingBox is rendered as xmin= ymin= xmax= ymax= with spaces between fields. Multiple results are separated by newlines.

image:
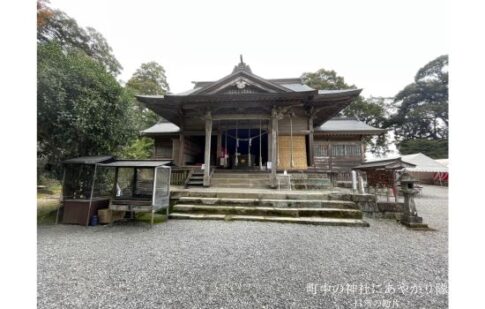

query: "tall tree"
xmin=389 ymin=55 xmax=448 ymax=158
xmin=126 ymin=61 xmax=169 ymax=129
xmin=37 ymin=2 xmax=122 ymax=76
xmin=38 ymin=42 xmax=135 ymax=174
xmin=302 ymin=69 xmax=392 ymax=156
xmin=126 ymin=62 xmax=170 ymax=95
xmin=121 ymin=62 xmax=171 ymax=159
xmin=301 ymin=68 xmax=351 ymax=90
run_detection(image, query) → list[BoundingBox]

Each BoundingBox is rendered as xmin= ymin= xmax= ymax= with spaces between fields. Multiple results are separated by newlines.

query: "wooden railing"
xmin=170 ymin=168 xmax=191 ymax=185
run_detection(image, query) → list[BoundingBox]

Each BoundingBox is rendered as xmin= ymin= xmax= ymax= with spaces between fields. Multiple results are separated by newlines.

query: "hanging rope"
xmin=225 ymin=131 xmax=267 ymax=141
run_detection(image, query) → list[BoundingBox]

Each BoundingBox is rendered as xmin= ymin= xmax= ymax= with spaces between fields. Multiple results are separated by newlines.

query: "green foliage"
xmin=302 ymin=69 xmax=392 ymax=156
xmin=126 ymin=61 xmax=169 ymax=95
xmin=302 ymin=68 xmax=353 ymax=90
xmin=120 ymin=137 xmax=154 ymax=159
xmin=389 ymin=55 xmax=448 ymax=141
xmin=126 ymin=61 xmax=170 ymax=130
xmin=37 ymin=7 xmax=122 ymax=76
xmin=38 ymin=41 xmax=136 ymax=174
xmin=398 ymin=139 xmax=448 ymax=159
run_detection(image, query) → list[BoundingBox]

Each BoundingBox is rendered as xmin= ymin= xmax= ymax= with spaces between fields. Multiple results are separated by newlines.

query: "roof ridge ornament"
xmin=232 ymin=54 xmax=252 ymax=73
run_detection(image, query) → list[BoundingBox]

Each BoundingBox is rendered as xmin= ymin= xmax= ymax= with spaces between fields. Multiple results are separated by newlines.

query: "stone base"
xmin=400 ymin=215 xmax=429 ymax=229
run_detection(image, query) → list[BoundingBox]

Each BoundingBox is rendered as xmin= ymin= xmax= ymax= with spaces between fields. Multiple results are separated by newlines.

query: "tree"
xmin=398 ymin=139 xmax=448 ymax=159
xmin=37 ymin=0 xmax=53 ymax=28
xmin=389 ymin=55 xmax=448 ymax=158
xmin=126 ymin=61 xmax=170 ymax=130
xmin=37 ymin=42 xmax=136 ymax=174
xmin=301 ymin=68 xmax=351 ymax=90
xmin=37 ymin=2 xmax=122 ymax=76
xmin=302 ymin=69 xmax=392 ymax=156
xmin=126 ymin=62 xmax=169 ymax=95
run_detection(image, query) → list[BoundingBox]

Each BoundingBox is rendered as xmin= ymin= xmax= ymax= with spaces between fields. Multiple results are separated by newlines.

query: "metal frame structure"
xmin=97 ymin=160 xmax=171 ymax=227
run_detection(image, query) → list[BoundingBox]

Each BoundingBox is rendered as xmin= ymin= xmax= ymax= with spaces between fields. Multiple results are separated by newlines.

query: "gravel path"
xmin=38 ymin=185 xmax=448 ymax=308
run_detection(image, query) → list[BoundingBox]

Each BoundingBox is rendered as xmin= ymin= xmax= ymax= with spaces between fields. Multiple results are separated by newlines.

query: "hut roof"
xmin=62 ymin=156 xmax=114 ymax=165
xmin=99 ymin=160 xmax=171 ymax=168
xmin=354 ymin=157 xmax=416 ymax=170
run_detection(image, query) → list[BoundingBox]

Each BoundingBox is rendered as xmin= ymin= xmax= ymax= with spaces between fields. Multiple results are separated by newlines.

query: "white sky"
xmin=49 ymin=0 xmax=448 ymax=97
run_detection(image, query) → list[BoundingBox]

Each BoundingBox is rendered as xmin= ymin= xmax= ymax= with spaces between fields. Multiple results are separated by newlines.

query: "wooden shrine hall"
xmin=136 ymin=56 xmax=385 ymax=188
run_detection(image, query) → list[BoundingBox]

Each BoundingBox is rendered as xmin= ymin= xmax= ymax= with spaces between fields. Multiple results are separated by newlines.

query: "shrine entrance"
xmin=218 ymin=120 xmax=269 ymax=170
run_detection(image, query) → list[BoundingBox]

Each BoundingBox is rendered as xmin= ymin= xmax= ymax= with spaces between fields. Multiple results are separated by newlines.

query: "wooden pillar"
xmin=235 ymin=121 xmax=239 ymax=167
xmin=178 ymin=133 xmax=185 ymax=167
xmin=259 ymin=119 xmax=263 ymax=170
xmin=203 ymin=111 xmax=212 ymax=187
xmin=216 ymin=129 xmax=222 ymax=166
xmin=267 ymin=119 xmax=272 ymax=166
xmin=308 ymin=115 xmax=315 ymax=167
xmin=290 ymin=114 xmax=294 ymax=168
xmin=270 ymin=108 xmax=278 ymax=188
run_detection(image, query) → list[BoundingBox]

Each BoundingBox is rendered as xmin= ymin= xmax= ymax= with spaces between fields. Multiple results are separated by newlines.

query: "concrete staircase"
xmin=210 ymin=171 xmax=270 ymax=189
xmin=169 ymin=189 xmax=369 ymax=227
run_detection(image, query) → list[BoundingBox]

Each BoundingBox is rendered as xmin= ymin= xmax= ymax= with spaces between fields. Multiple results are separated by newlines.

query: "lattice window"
xmin=331 ymin=144 xmax=361 ymax=157
xmin=314 ymin=144 xmax=329 ymax=157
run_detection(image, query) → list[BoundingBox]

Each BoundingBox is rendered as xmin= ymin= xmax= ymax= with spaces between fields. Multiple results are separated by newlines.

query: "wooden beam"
xmin=203 ymin=111 xmax=212 ymax=187
xmin=212 ymin=114 xmax=271 ymax=121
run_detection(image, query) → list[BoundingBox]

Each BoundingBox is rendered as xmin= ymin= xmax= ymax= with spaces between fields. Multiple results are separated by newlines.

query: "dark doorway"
xmin=223 ymin=128 xmax=268 ymax=169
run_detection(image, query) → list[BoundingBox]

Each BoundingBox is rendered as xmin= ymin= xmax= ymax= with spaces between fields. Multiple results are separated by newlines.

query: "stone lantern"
xmin=399 ymin=172 xmax=428 ymax=229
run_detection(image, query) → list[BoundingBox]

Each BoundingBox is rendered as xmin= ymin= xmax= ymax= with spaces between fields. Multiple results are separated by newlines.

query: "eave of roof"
xmin=62 ymin=156 xmax=114 ymax=165
xmin=99 ymin=160 xmax=171 ymax=168
xmin=141 ymin=122 xmax=180 ymax=136
xmin=354 ymin=158 xmax=416 ymax=170
xmin=315 ymin=118 xmax=386 ymax=135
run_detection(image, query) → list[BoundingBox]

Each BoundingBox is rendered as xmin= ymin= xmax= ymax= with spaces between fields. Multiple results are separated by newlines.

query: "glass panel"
xmin=153 ymin=166 xmax=171 ymax=209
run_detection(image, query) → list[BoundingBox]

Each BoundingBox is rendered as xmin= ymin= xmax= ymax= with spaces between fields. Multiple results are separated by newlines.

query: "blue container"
xmin=90 ymin=215 xmax=98 ymax=226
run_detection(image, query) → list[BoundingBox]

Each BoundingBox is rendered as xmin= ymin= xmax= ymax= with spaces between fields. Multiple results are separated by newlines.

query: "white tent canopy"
xmin=435 ymin=159 xmax=448 ymax=167
xmin=401 ymin=153 xmax=448 ymax=173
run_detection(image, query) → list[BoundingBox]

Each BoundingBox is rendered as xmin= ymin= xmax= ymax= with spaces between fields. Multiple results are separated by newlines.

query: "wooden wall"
xmin=154 ymin=137 xmax=174 ymax=160
xmin=278 ymin=110 xmax=308 ymax=135
xmin=312 ymin=136 xmax=364 ymax=172
xmin=277 ymin=135 xmax=308 ymax=169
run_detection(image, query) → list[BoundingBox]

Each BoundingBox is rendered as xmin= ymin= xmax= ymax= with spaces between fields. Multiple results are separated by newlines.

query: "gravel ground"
xmin=38 ymin=185 xmax=448 ymax=309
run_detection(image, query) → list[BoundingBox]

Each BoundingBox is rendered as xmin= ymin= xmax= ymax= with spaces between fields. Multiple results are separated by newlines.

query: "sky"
xmin=49 ymin=0 xmax=448 ymax=97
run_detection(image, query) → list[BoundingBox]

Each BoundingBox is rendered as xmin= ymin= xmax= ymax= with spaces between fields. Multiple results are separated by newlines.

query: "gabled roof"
xmin=189 ymin=78 xmax=314 ymax=94
xmin=190 ymin=63 xmax=295 ymax=95
xmin=315 ymin=118 xmax=386 ymax=135
xmin=136 ymin=57 xmax=363 ymax=127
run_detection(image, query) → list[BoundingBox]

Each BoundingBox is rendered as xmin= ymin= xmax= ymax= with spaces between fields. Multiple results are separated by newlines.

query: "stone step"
xmin=169 ymin=213 xmax=369 ymax=227
xmin=187 ymin=181 xmax=203 ymax=186
xmin=212 ymin=174 xmax=270 ymax=179
xmin=209 ymin=182 xmax=269 ymax=189
xmin=211 ymin=178 xmax=269 ymax=183
xmin=172 ymin=204 xmax=363 ymax=219
xmin=171 ymin=189 xmax=340 ymax=200
xmin=175 ymin=197 xmax=358 ymax=209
